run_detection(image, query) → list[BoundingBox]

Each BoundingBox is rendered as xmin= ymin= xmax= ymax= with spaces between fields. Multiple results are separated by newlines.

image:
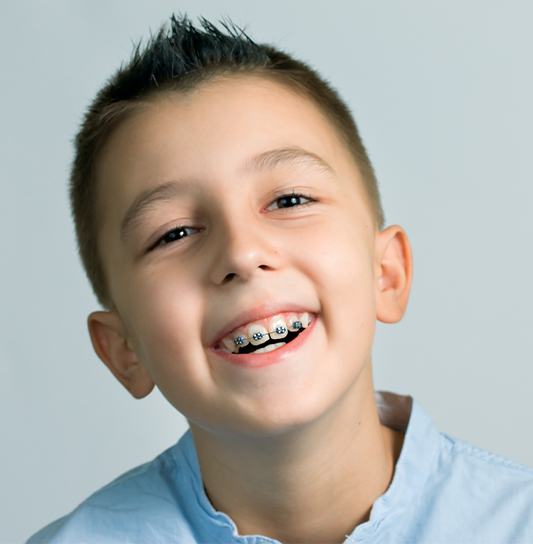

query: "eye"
xmin=147 ymin=192 xmax=315 ymax=253
xmin=149 ymin=226 xmax=198 ymax=251
xmin=267 ymin=191 xmax=315 ymax=211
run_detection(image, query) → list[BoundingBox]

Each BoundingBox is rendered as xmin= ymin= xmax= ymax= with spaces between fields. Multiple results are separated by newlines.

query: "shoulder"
xmin=26 ymin=442 xmax=198 ymax=544
xmin=404 ymin=432 xmax=533 ymax=543
xmin=436 ymin=431 xmax=533 ymax=493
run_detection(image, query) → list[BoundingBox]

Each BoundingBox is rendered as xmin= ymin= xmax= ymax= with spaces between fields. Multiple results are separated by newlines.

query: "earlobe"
xmin=87 ymin=311 xmax=155 ymax=399
xmin=375 ymin=225 xmax=413 ymax=324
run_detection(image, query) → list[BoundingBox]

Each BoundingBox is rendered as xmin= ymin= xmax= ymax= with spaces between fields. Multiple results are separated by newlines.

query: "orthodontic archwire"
xmin=233 ymin=321 xmax=303 ymax=346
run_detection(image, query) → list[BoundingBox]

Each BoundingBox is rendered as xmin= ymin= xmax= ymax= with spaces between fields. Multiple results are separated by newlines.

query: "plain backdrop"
xmin=1 ymin=1 xmax=532 ymax=542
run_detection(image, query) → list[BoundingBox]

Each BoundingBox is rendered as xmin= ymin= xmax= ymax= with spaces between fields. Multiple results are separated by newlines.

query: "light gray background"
xmin=1 ymin=1 xmax=532 ymax=542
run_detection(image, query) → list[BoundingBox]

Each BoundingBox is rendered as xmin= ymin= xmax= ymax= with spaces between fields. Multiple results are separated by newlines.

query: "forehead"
xmin=95 ymin=75 xmax=367 ymax=230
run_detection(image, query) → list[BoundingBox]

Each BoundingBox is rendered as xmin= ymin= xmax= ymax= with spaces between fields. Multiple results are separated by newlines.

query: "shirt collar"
xmin=174 ymin=390 xmax=441 ymax=542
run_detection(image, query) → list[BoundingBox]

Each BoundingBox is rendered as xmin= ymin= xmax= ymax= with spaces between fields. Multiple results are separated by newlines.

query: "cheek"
xmin=307 ymin=216 xmax=375 ymax=300
xmin=307 ymin=219 xmax=376 ymax=352
xmin=123 ymin=267 xmax=204 ymax=366
xmin=129 ymin=282 xmax=216 ymax=413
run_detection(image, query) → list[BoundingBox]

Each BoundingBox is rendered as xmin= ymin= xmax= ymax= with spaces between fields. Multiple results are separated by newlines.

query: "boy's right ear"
xmin=87 ymin=311 xmax=155 ymax=399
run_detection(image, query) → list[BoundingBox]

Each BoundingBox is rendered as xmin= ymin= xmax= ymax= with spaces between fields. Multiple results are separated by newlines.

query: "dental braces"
xmin=233 ymin=321 xmax=303 ymax=346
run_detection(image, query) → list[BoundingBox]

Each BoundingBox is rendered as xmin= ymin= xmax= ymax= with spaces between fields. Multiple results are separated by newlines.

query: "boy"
xmin=28 ymin=14 xmax=533 ymax=544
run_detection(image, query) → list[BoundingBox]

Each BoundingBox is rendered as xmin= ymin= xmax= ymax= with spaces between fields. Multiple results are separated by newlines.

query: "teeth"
xmin=269 ymin=317 xmax=289 ymax=340
xmin=252 ymin=342 xmax=286 ymax=354
xmin=218 ymin=311 xmax=314 ymax=354
xmin=222 ymin=335 xmax=245 ymax=353
xmin=248 ymin=324 xmax=269 ymax=346
xmin=298 ymin=312 xmax=312 ymax=328
xmin=287 ymin=312 xmax=312 ymax=332
xmin=287 ymin=314 xmax=302 ymax=332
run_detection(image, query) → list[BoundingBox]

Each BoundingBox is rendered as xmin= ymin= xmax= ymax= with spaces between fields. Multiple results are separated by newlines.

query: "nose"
xmin=207 ymin=213 xmax=281 ymax=285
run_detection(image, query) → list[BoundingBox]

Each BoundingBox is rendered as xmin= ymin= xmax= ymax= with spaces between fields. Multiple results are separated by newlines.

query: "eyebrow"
xmin=244 ymin=146 xmax=334 ymax=176
xmin=120 ymin=146 xmax=334 ymax=241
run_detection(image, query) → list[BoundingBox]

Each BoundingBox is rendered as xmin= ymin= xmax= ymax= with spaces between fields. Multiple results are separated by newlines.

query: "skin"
xmin=88 ymin=75 xmax=412 ymax=543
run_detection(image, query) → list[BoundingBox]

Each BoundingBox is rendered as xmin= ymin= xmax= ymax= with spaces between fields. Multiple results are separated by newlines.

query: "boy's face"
xmin=92 ymin=75 xmax=408 ymax=437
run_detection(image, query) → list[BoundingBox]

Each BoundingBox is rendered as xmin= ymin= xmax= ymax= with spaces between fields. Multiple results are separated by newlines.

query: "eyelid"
xmin=264 ymin=190 xmax=315 ymax=211
xmin=147 ymin=225 xmax=199 ymax=253
xmin=146 ymin=189 xmax=318 ymax=253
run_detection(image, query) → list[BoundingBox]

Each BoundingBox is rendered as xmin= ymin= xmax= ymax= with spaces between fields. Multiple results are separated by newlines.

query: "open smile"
xmin=208 ymin=314 xmax=318 ymax=369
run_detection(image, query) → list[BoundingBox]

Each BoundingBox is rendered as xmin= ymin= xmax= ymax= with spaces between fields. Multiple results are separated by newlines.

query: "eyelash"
xmin=148 ymin=191 xmax=315 ymax=252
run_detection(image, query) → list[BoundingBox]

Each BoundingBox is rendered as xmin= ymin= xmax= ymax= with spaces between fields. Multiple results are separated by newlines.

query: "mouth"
xmin=214 ymin=311 xmax=314 ymax=353
xmin=209 ymin=314 xmax=318 ymax=369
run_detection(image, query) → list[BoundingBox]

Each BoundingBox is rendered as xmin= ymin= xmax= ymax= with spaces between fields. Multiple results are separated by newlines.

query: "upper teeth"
xmin=220 ymin=312 xmax=312 ymax=354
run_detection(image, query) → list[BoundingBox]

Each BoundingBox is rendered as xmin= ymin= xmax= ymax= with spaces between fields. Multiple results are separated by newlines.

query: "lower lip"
xmin=209 ymin=316 xmax=318 ymax=369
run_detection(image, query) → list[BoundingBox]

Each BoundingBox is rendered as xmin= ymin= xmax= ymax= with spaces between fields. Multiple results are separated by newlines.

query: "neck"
xmin=190 ymin=365 xmax=404 ymax=544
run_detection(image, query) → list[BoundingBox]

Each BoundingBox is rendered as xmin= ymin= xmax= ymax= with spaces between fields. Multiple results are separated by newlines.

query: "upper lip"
xmin=208 ymin=301 xmax=317 ymax=348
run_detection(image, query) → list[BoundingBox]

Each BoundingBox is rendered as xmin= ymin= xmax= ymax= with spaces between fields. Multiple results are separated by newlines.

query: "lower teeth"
xmin=251 ymin=342 xmax=286 ymax=354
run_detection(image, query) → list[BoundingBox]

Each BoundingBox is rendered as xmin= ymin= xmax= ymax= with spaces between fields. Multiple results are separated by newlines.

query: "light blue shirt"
xmin=27 ymin=391 xmax=533 ymax=543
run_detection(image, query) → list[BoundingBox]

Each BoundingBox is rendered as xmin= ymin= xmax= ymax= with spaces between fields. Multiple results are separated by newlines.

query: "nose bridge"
xmin=207 ymin=201 xmax=278 ymax=285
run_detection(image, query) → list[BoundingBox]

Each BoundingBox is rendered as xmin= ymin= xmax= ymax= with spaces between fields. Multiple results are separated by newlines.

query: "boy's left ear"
xmin=374 ymin=225 xmax=413 ymax=323
xmin=87 ymin=310 xmax=155 ymax=399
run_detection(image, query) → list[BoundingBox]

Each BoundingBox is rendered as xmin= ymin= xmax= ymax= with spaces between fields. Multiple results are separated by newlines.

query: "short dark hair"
xmin=70 ymin=14 xmax=385 ymax=309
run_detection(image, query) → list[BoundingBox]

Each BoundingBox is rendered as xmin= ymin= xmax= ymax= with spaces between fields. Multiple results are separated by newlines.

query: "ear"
xmin=374 ymin=225 xmax=413 ymax=323
xmin=87 ymin=311 xmax=155 ymax=399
